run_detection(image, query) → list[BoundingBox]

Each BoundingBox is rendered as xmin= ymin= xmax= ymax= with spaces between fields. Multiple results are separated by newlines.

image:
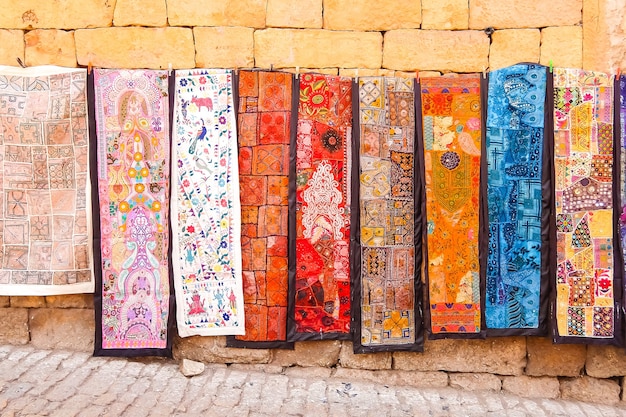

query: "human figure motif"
xmin=188 ymin=292 xmax=206 ymax=315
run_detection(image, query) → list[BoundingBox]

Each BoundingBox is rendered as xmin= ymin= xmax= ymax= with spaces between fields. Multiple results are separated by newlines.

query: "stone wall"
xmin=1 ymin=0 xmax=626 ymax=404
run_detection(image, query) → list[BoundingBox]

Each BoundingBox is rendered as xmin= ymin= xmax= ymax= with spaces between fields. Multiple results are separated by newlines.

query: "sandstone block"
xmin=167 ymin=0 xmax=266 ymax=28
xmin=561 ymin=376 xmax=620 ymax=405
xmin=173 ymin=336 xmax=271 ymax=364
xmin=333 ymin=368 xmax=448 ymax=388
xmin=586 ymin=344 xmax=626 ymax=378
xmin=414 ymin=71 xmax=442 ymax=78
xmin=338 ymin=342 xmax=391 ymax=370
xmin=75 ymin=27 xmax=195 ymax=69
xmin=10 ymin=296 xmax=45 ymax=309
xmin=582 ymin=0 xmax=622 ymax=72
xmin=0 ymin=296 xmax=9 ymax=308
xmin=267 ymin=0 xmax=322 ymax=28
xmin=323 ymin=0 xmax=421 ymax=30
xmin=194 ymin=27 xmax=254 ymax=69
xmin=0 ymin=30 xmax=24 ymax=66
xmin=44 ymin=294 xmax=94 ymax=309
xmin=0 ymin=0 xmax=114 ymax=29
xmin=449 ymin=373 xmax=502 ymax=392
xmin=393 ymin=337 xmax=526 ymax=375
xmin=272 ymin=340 xmax=341 ymax=367
xmin=489 ymin=29 xmax=540 ymax=70
xmin=180 ymin=359 xmax=205 ymax=377
xmin=114 ymin=0 xmax=167 ymax=27
xmin=339 ymin=69 xmax=397 ymax=77
xmin=422 ymin=0 xmax=468 ymax=30
xmin=0 ymin=308 xmax=29 ymax=345
xmin=25 ymin=29 xmax=76 ymax=67
xmin=383 ymin=30 xmax=489 ymax=72
xmin=540 ymin=26 xmax=583 ymax=69
xmin=502 ymin=375 xmax=560 ymax=399
xmin=283 ymin=68 xmax=339 ymax=76
xmin=29 ymin=308 xmax=94 ymax=351
xmin=525 ymin=337 xmax=585 ymax=377
xmin=255 ymin=29 xmax=383 ymax=69
xmin=469 ymin=0 xmax=582 ymax=29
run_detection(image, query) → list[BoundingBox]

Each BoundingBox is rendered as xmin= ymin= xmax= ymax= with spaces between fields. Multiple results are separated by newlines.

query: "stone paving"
xmin=1 ymin=344 xmax=626 ymax=417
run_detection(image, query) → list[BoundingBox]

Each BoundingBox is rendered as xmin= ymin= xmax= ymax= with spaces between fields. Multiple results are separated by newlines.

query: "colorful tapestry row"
xmin=5 ymin=65 xmax=626 ymax=356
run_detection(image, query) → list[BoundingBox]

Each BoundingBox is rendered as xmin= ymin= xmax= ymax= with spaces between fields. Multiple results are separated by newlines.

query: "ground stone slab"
xmin=560 ymin=376 xmax=621 ymax=406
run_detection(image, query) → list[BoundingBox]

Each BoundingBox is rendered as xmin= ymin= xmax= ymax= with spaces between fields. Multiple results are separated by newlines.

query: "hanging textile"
xmin=0 ymin=66 xmax=93 ymax=295
xmin=553 ymin=68 xmax=622 ymax=344
xmin=352 ymin=76 xmax=423 ymax=352
xmin=288 ymin=73 xmax=353 ymax=340
xmin=227 ymin=70 xmax=295 ymax=348
xmin=172 ymin=69 xmax=245 ymax=337
xmin=92 ymin=69 xmax=173 ymax=356
xmin=485 ymin=63 xmax=550 ymax=335
xmin=420 ymin=75 xmax=483 ymax=337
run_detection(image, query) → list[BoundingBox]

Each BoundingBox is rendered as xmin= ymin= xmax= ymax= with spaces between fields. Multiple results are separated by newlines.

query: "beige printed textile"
xmin=0 ymin=66 xmax=93 ymax=295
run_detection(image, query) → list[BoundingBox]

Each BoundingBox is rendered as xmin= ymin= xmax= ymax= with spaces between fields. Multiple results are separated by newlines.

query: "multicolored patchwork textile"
xmin=93 ymin=69 xmax=172 ymax=355
xmin=227 ymin=71 xmax=294 ymax=348
xmin=421 ymin=75 xmax=482 ymax=336
xmin=289 ymin=73 xmax=352 ymax=340
xmin=0 ymin=66 xmax=93 ymax=295
xmin=554 ymin=68 xmax=618 ymax=342
xmin=172 ymin=69 xmax=245 ymax=337
xmin=485 ymin=64 xmax=548 ymax=332
xmin=354 ymin=76 xmax=422 ymax=352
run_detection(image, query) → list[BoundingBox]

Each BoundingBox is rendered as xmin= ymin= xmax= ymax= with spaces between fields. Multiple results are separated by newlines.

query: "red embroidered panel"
xmin=235 ymin=71 xmax=292 ymax=344
xmin=291 ymin=73 xmax=352 ymax=338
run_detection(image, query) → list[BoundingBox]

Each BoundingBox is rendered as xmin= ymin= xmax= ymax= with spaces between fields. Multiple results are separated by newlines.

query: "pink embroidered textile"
xmin=93 ymin=69 xmax=172 ymax=352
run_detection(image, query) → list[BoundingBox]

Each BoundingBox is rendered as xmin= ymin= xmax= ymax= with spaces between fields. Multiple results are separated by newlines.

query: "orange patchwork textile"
xmin=228 ymin=71 xmax=293 ymax=348
xmin=421 ymin=76 xmax=482 ymax=335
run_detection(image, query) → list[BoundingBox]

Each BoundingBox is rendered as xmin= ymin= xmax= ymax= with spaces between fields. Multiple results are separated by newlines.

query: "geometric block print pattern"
xmin=555 ymin=68 xmax=615 ymax=339
xmin=359 ymin=76 xmax=417 ymax=347
xmin=172 ymin=69 xmax=245 ymax=337
xmin=0 ymin=66 xmax=93 ymax=295
xmin=292 ymin=73 xmax=352 ymax=339
xmin=421 ymin=75 xmax=482 ymax=334
xmin=233 ymin=70 xmax=292 ymax=346
xmin=93 ymin=69 xmax=171 ymax=350
xmin=485 ymin=64 xmax=546 ymax=330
